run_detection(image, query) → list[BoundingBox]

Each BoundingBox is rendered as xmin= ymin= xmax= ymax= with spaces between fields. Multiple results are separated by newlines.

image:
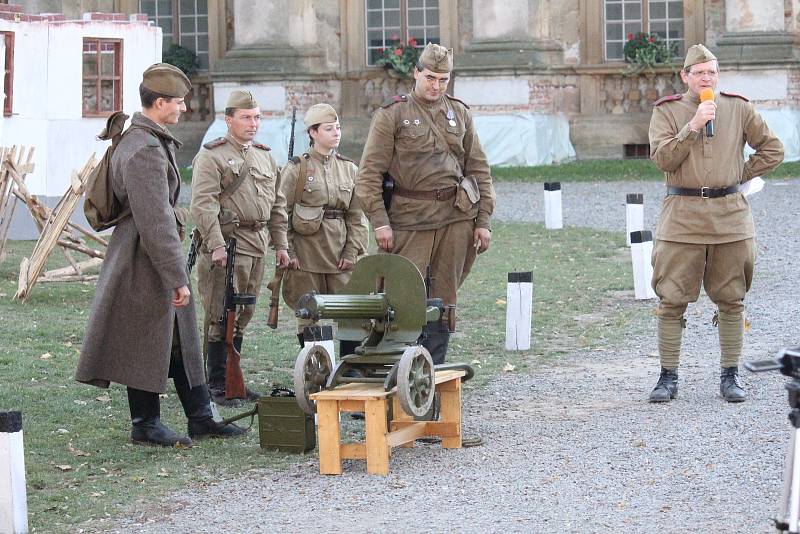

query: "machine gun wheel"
xmin=293 ymin=345 xmax=333 ymax=415
xmin=397 ymin=346 xmax=435 ymax=417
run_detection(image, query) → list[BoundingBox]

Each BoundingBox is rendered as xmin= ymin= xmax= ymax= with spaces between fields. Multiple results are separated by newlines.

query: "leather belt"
xmin=667 ymin=185 xmax=740 ymax=199
xmin=236 ymin=220 xmax=267 ymax=230
xmin=393 ymin=185 xmax=457 ymax=201
xmin=323 ymin=209 xmax=346 ymax=219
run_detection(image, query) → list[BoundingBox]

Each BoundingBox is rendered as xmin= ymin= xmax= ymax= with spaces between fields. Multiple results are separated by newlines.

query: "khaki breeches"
xmin=391 ymin=219 xmax=477 ymax=306
xmin=651 ymin=238 xmax=755 ymax=318
xmin=197 ymin=251 xmax=266 ymax=342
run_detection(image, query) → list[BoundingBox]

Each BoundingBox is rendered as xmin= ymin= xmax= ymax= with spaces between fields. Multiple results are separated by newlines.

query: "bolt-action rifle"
xmin=264 ymin=107 xmax=297 ymax=328
xmin=186 ymin=228 xmax=200 ymax=272
xmin=220 ymin=237 xmax=256 ymax=400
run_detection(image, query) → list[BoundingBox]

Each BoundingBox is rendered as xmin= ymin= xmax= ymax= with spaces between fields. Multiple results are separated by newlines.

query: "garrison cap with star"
xmin=418 ymin=42 xmax=453 ymax=73
xmin=683 ymin=44 xmax=717 ymax=69
xmin=226 ymin=90 xmax=259 ymax=110
xmin=304 ymin=103 xmax=338 ymax=129
xmin=142 ymin=63 xmax=191 ymax=98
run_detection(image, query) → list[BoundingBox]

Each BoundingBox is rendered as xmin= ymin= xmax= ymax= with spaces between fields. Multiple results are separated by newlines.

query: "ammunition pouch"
xmin=454 ymin=175 xmax=480 ymax=213
xmin=291 ymin=204 xmax=324 ymax=236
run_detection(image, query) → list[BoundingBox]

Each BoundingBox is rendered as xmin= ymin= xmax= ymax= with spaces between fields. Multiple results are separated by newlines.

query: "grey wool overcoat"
xmin=76 ymin=112 xmax=205 ymax=393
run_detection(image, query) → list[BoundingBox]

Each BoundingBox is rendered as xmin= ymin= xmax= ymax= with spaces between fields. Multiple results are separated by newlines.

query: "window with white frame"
xmin=604 ymin=0 xmax=684 ymax=61
xmin=139 ymin=0 xmax=209 ymax=70
xmin=365 ymin=0 xmax=440 ymax=66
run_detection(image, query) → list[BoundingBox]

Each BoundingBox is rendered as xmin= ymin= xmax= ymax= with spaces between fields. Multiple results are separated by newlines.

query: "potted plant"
xmin=622 ymin=32 xmax=676 ymax=75
xmin=375 ymin=37 xmax=421 ymax=79
xmin=163 ymin=43 xmax=200 ymax=77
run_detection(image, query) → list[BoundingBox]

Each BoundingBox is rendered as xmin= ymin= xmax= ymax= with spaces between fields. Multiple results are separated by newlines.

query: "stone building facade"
xmin=18 ymin=0 xmax=800 ymax=162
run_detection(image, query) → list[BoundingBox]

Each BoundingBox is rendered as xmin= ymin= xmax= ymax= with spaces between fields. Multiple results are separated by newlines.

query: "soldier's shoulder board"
xmin=252 ymin=142 xmax=271 ymax=151
xmin=380 ymin=94 xmax=407 ymax=109
xmin=444 ymin=94 xmax=470 ymax=109
xmin=203 ymin=137 xmax=227 ymax=150
xmin=335 ymin=153 xmax=355 ymax=164
xmin=720 ymin=91 xmax=749 ymax=102
xmin=653 ymin=94 xmax=683 ymax=107
xmin=289 ymin=155 xmax=301 ymax=165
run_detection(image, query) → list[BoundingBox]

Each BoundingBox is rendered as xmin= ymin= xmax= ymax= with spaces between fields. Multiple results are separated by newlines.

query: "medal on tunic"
xmin=307 ymin=176 xmax=314 ymax=182
xmin=403 ymin=119 xmax=410 ymax=125
xmin=447 ymin=109 xmax=456 ymax=127
xmin=413 ymin=119 xmax=420 ymax=125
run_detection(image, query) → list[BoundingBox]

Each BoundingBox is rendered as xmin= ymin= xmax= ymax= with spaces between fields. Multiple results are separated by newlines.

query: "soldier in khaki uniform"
xmin=281 ymin=104 xmax=369 ymax=352
xmin=648 ymin=44 xmax=784 ymax=403
xmin=355 ymin=43 xmax=495 ymax=364
xmin=190 ymin=90 xmax=290 ymax=405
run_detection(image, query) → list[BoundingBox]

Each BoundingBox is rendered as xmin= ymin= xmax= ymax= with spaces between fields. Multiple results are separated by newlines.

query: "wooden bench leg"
xmin=365 ymin=398 xmax=390 ymax=475
xmin=439 ymin=378 xmax=462 ymax=449
xmin=391 ymin=395 xmax=414 ymax=448
xmin=317 ymin=400 xmax=342 ymax=475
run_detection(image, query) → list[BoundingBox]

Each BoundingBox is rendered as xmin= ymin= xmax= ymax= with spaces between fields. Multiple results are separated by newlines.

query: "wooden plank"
xmin=43 ymin=258 xmax=102 ymax=279
xmin=440 ymin=377 xmax=462 ymax=449
xmin=391 ymin=395 xmax=414 ymax=448
xmin=339 ymin=442 xmax=366 ymax=460
xmin=337 ymin=400 xmax=365 ymax=413
xmin=316 ymin=400 xmax=342 ymax=475
xmin=389 ymin=421 xmax=460 ymax=438
xmin=364 ymin=398 xmax=389 ymax=476
xmin=386 ymin=422 xmax=427 ymax=448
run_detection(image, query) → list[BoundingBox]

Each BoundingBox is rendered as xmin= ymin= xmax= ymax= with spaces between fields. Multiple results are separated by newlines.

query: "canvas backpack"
xmin=83 ymin=111 xmax=134 ymax=231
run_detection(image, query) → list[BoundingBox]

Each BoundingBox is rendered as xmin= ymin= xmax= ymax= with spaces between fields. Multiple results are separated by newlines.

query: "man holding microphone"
xmin=647 ymin=44 xmax=784 ymax=403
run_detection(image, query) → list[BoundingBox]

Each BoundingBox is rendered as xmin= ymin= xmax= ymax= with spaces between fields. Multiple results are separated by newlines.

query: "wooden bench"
xmin=310 ymin=369 xmax=465 ymax=475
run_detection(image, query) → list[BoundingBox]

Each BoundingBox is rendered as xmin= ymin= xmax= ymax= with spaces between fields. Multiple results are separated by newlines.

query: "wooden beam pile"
xmin=0 ymin=146 xmax=34 ymax=264
xmin=2 ymin=149 xmax=108 ymax=301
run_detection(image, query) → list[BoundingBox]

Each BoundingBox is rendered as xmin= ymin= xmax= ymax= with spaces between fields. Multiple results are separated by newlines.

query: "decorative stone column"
xmin=458 ymin=0 xmax=561 ymax=70
xmin=715 ymin=0 xmax=799 ymax=64
xmin=215 ymin=0 xmax=325 ymax=77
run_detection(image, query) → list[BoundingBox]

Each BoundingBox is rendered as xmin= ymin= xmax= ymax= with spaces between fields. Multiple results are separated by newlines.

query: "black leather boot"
xmin=297 ymin=333 xmax=305 ymax=350
xmin=648 ymin=368 xmax=678 ymax=403
xmin=127 ymin=387 xmax=192 ymax=448
xmin=339 ymin=340 xmax=360 ymax=358
xmin=421 ymin=326 xmax=450 ymax=366
xmin=233 ymin=336 xmax=261 ymax=402
xmin=206 ymin=341 xmax=227 ymax=399
xmin=171 ymin=358 xmax=247 ymax=440
xmin=720 ymin=366 xmax=746 ymax=403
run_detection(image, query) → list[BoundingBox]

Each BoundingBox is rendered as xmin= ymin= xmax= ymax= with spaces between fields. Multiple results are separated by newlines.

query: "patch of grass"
xmin=179 ymin=167 xmax=192 ymax=184
xmin=0 ymin=220 xmax=650 ymax=530
xmin=491 ymin=159 xmax=800 ymax=183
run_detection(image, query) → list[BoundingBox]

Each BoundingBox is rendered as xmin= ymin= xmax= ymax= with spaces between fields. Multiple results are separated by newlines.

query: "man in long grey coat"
xmin=76 ymin=64 xmax=243 ymax=447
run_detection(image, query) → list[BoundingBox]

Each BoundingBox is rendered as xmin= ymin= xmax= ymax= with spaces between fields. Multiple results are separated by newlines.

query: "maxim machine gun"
xmin=292 ymin=254 xmax=471 ymax=418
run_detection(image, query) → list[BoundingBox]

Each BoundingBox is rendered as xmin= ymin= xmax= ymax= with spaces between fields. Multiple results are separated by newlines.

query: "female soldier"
xmin=281 ymin=104 xmax=369 ymax=353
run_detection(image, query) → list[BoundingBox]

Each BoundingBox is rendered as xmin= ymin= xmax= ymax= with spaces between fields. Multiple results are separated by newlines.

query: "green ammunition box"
xmin=257 ymin=396 xmax=316 ymax=453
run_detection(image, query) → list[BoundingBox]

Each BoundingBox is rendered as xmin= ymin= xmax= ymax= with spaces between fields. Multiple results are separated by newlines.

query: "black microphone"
xmin=700 ymin=88 xmax=715 ymax=138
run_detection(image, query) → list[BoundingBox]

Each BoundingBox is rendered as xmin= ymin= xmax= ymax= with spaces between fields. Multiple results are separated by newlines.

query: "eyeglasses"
xmin=688 ymin=70 xmax=719 ymax=78
xmin=424 ymin=75 xmax=450 ymax=87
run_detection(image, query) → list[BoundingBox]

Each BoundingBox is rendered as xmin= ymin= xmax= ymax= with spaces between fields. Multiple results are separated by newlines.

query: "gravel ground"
xmin=103 ymin=179 xmax=800 ymax=534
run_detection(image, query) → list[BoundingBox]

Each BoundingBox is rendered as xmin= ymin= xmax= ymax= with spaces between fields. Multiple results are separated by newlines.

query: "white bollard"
xmin=303 ymin=325 xmax=337 ymax=368
xmin=543 ymin=182 xmax=563 ymax=229
xmin=0 ymin=411 xmax=28 ymax=534
xmin=505 ymin=272 xmax=533 ymax=351
xmin=625 ymin=193 xmax=644 ymax=246
xmin=630 ymin=230 xmax=657 ymax=300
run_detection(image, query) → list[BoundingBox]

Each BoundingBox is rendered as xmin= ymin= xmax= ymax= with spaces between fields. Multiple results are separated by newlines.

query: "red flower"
xmin=394 ymin=48 xmax=402 ymax=56
xmin=378 ymin=47 xmax=384 ymax=54
xmin=649 ymin=36 xmax=655 ymax=42
xmin=627 ymin=33 xmax=633 ymax=40
xmin=408 ymin=38 xmax=417 ymax=46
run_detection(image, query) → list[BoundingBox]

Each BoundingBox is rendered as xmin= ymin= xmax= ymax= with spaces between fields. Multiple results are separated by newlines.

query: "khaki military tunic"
xmin=649 ymin=91 xmax=784 ymax=316
xmin=190 ymin=134 xmax=288 ymax=257
xmin=190 ymin=134 xmax=289 ymax=341
xmin=355 ymin=92 xmax=494 ymax=306
xmin=280 ymin=150 xmax=369 ymax=312
xmin=355 ymin=92 xmax=495 ymax=231
xmin=649 ymin=91 xmax=783 ymax=244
